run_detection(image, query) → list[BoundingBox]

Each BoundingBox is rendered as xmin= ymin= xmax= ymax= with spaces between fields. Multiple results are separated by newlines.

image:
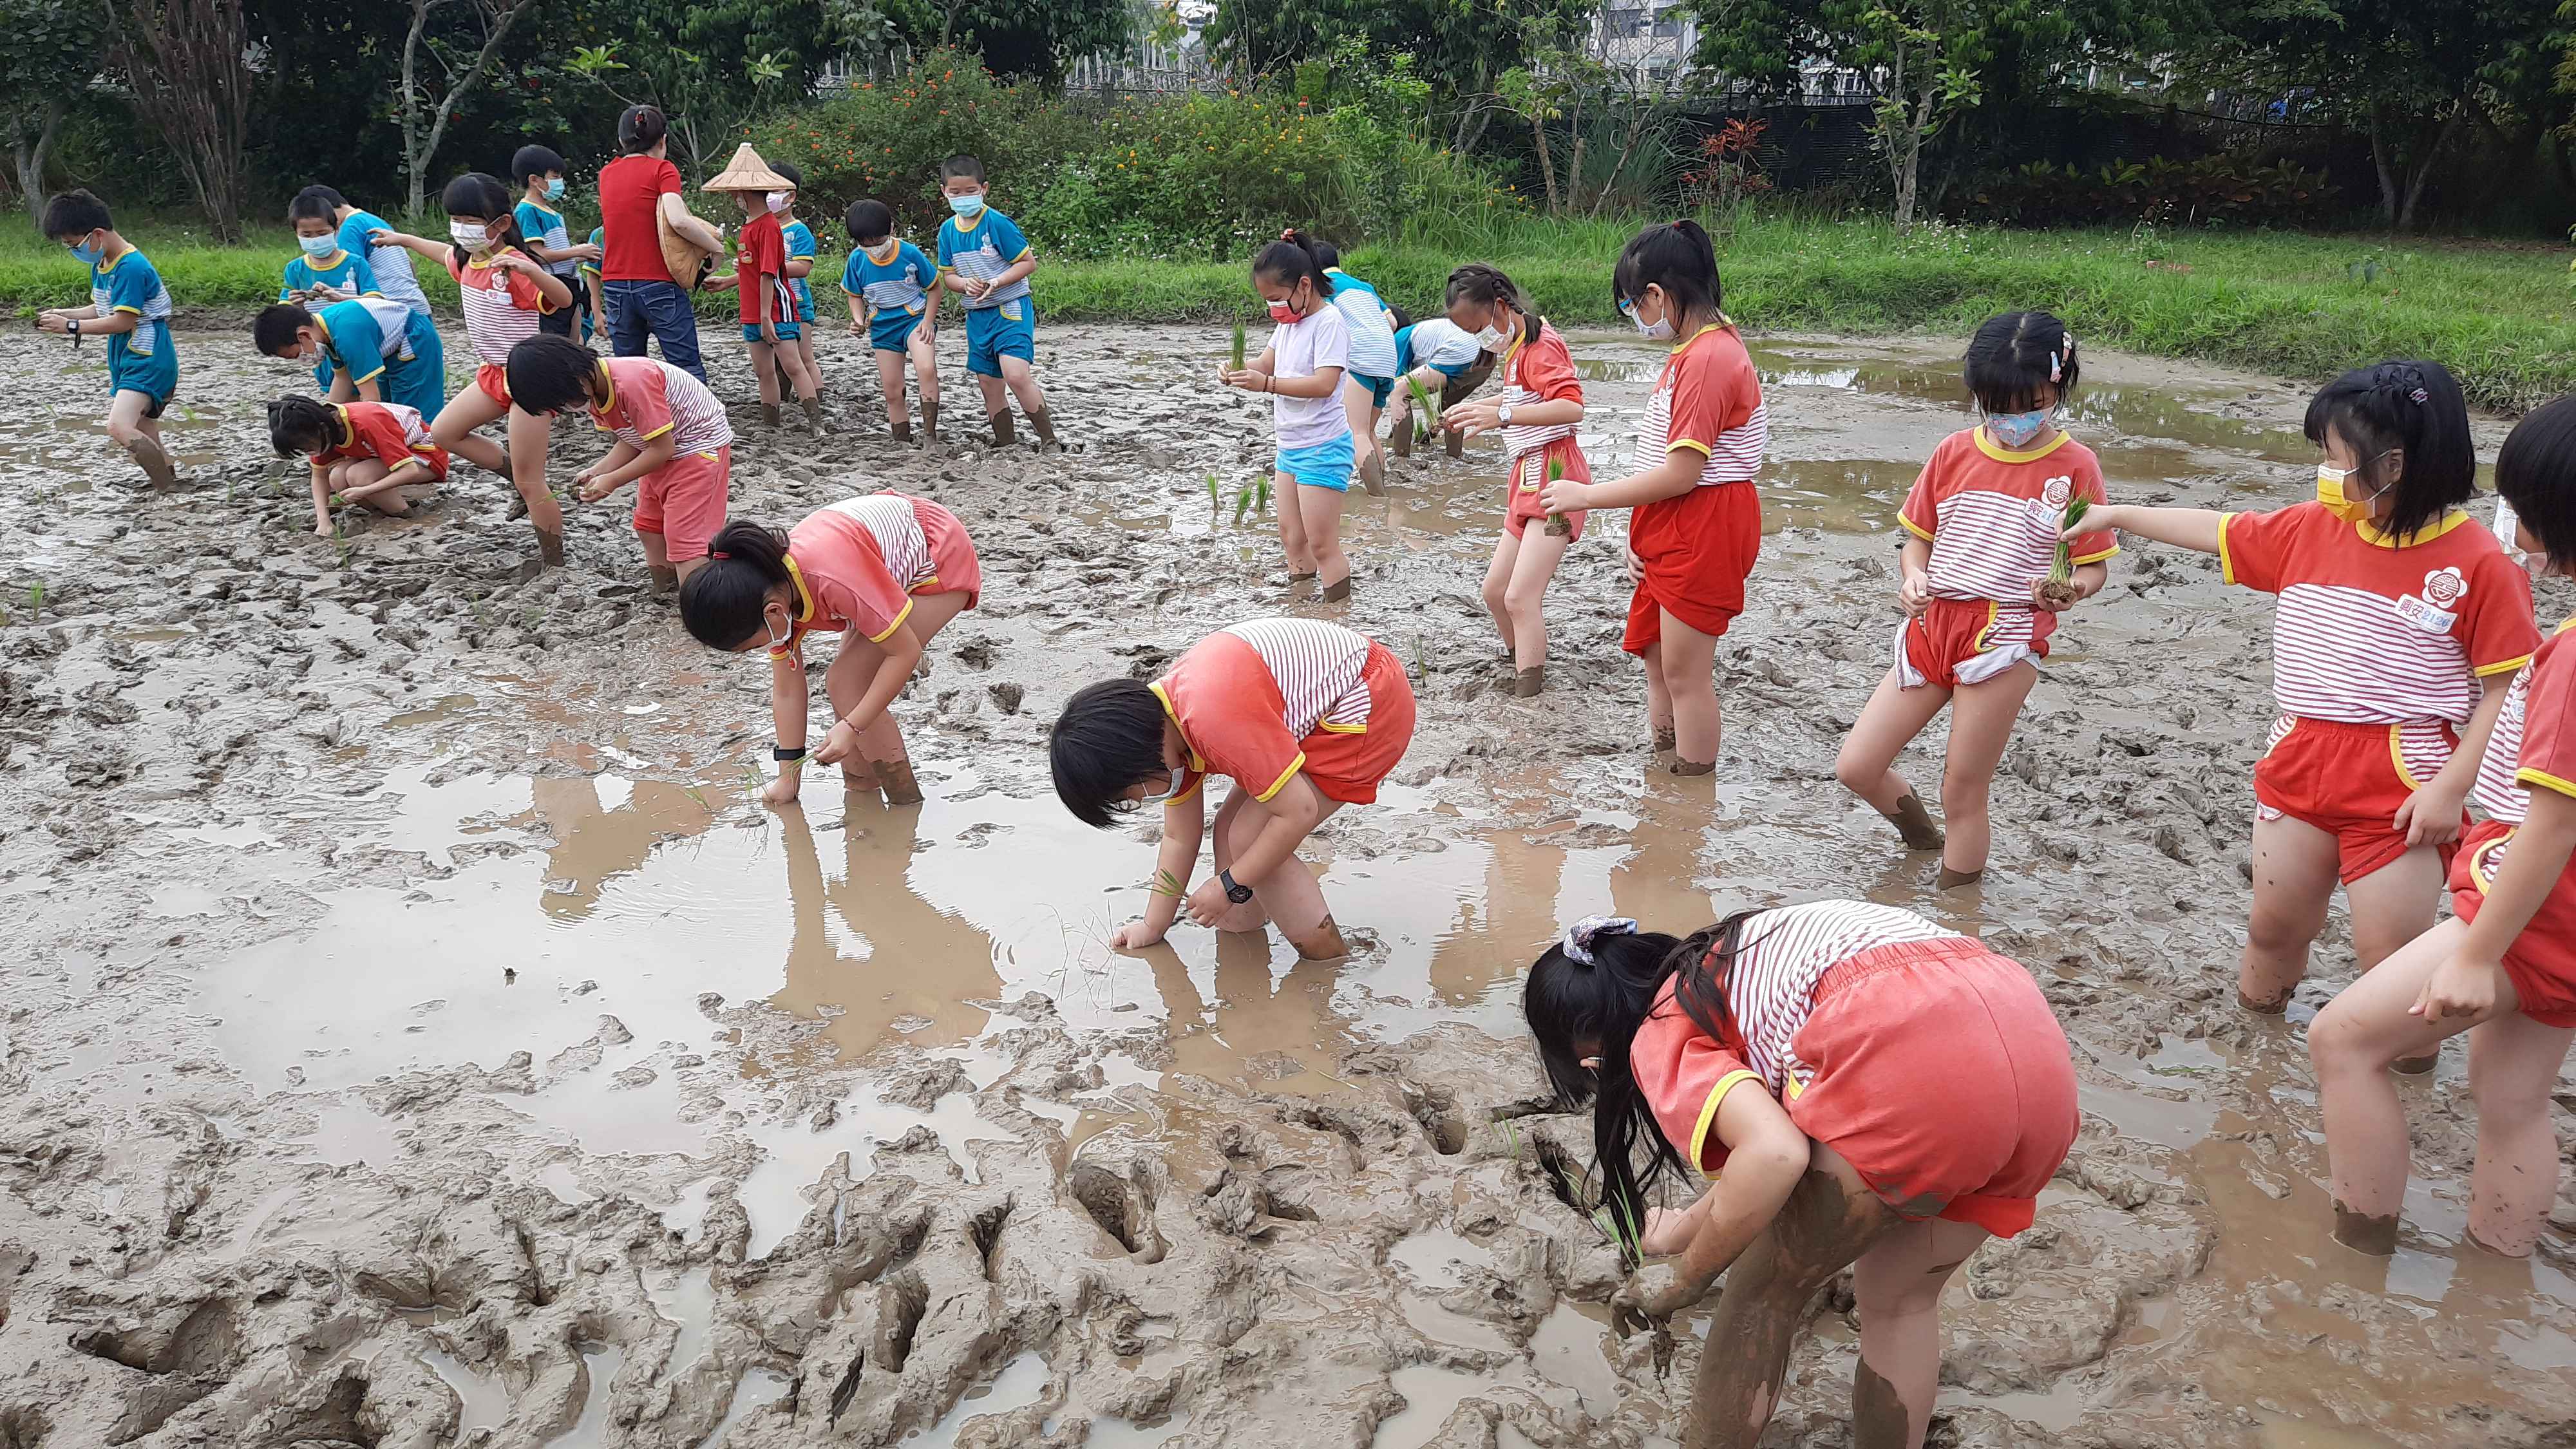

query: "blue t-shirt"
xmin=515 ymin=199 xmax=578 ymax=279
xmin=936 ymin=209 xmax=1032 ymax=311
xmin=279 ymin=249 xmax=381 ymax=303
xmin=578 ymin=227 xmax=605 ymax=281
xmin=314 ymin=297 xmax=421 ymax=386
xmin=92 ymin=249 xmax=176 ymax=392
xmin=338 ymin=209 xmax=431 ymax=316
xmin=840 ymin=240 xmax=936 ymax=349
xmin=781 ymin=219 xmax=818 ymax=318
xmin=1325 ymin=269 xmax=1399 ymax=380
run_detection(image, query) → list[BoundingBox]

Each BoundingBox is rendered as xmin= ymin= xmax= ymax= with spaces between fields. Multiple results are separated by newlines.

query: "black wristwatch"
xmin=1218 ymin=869 xmax=1254 ymax=904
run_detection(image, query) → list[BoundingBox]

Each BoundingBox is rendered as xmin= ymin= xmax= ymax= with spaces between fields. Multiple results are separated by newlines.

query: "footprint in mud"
xmin=1068 ymin=1161 xmax=1167 ymax=1265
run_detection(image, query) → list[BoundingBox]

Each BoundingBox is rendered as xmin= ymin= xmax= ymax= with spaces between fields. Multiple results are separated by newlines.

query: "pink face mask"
xmin=1266 ymin=298 xmax=1300 ymax=325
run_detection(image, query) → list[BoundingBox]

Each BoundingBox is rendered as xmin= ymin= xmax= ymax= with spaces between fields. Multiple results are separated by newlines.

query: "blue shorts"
xmin=381 ymin=312 xmax=448 ymax=419
xmin=743 ymin=319 xmax=803 ymax=343
xmin=1353 ymin=373 xmax=1394 ymax=408
xmin=965 ymin=301 xmax=1035 ymax=377
xmin=1275 ymin=431 xmax=1356 ymax=493
xmin=872 ymin=311 xmax=926 ymax=354
xmin=795 ymin=289 xmax=817 ymax=325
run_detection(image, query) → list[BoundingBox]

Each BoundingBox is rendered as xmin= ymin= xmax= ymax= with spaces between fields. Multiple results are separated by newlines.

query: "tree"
xmin=396 ymin=0 xmax=539 ymax=216
xmin=108 ymin=0 xmax=253 ymax=241
xmin=1858 ymin=2 xmax=1989 ymax=225
xmin=0 ymin=0 xmax=90 ymax=220
xmin=898 ymin=0 xmax=1133 ymax=82
xmin=1206 ymin=0 xmax=1593 ymax=151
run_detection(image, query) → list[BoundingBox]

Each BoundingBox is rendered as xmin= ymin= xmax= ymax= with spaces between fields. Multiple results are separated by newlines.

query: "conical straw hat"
xmin=703 ymin=142 xmax=790 ymax=193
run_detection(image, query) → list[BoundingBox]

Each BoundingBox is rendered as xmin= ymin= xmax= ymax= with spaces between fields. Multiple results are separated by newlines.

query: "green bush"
xmin=751 ymin=49 xmax=1055 ymax=243
xmin=1961 ymin=155 xmax=2339 ymax=229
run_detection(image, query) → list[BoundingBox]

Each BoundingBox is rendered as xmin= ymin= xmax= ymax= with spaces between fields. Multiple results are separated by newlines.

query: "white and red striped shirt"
xmin=1900 ymin=428 xmax=2116 ymax=604
xmin=1152 ymin=619 xmax=1381 ymax=802
xmin=2220 ymin=505 xmax=2536 ymax=726
xmin=1632 ymin=324 xmax=1765 ymax=486
xmin=2472 ymin=614 xmax=2576 ymax=822
xmin=822 ymin=495 xmax=936 ymax=591
xmin=591 ymin=357 xmax=733 ymax=458
xmin=1497 ymin=321 xmax=1582 ymax=462
xmin=1711 ymin=901 xmax=1959 ymax=1092
xmin=445 ymin=251 xmax=550 ymax=367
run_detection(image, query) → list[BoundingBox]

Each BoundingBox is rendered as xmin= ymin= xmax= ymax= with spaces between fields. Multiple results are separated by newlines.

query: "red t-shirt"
xmin=1899 ymin=429 xmax=2117 ymax=605
xmin=2509 ymin=625 xmax=2576 ymax=806
xmin=735 ymin=211 xmax=789 ymax=325
xmin=313 ymin=401 xmax=440 ymax=469
xmin=598 ymin=155 xmax=683 ymax=282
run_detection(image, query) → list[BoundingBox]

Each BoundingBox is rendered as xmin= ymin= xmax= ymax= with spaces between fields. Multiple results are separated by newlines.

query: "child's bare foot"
xmin=890 ymin=417 xmax=914 ymax=444
xmin=1289 ymin=570 xmax=1318 ymax=582
xmin=922 ymin=400 xmax=940 ymax=440
xmin=1321 ymin=576 xmax=1351 ymax=602
xmin=2235 ymin=985 xmax=2292 ymax=1015
xmin=1027 ymin=406 xmax=1059 ymax=450
xmin=1514 ymin=665 xmax=1545 ymax=697
xmin=1670 ymin=757 xmax=1714 ymax=777
xmin=128 ymin=437 xmax=176 ymax=489
xmin=761 ymin=401 xmax=782 ymax=428
xmin=1651 ymin=725 xmax=1678 ymax=753
xmin=312 ymin=524 xmax=336 ymax=540
xmin=535 ymin=528 xmax=565 ymax=568
xmin=873 ymin=757 xmax=923 ymax=806
xmin=1937 ymin=866 xmax=1982 ymax=889
xmin=649 ymin=565 xmax=678 ymax=596
xmin=988 ymin=410 xmax=1017 ymax=446
xmin=2331 ymin=1200 xmax=2399 ymax=1256
xmin=802 ymin=395 xmax=825 ymax=434
xmin=1883 ymin=792 xmax=1946 ymax=851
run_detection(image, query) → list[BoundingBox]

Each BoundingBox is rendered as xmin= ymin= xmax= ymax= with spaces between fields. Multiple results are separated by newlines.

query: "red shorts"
xmin=408 ymin=444 xmax=452 ymax=483
xmin=2255 ymin=716 xmax=2461 ymax=884
xmin=475 ymin=363 xmax=511 ymax=408
xmin=1298 ymin=641 xmax=1416 ymax=804
xmin=1898 ymin=598 xmax=2054 ymax=691
xmin=1623 ymin=481 xmax=1761 ymax=656
xmin=633 ymin=444 xmax=731 ymax=561
xmin=1790 ymin=937 xmax=2077 ymax=1238
xmin=2448 ymin=819 xmax=2576 ymax=1027
xmin=1504 ymin=437 xmax=1589 ymax=542
xmin=910 ymin=496 xmax=983 ymax=610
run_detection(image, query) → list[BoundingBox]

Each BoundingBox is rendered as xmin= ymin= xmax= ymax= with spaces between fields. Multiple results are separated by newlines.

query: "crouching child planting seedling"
xmin=268 ymin=393 xmax=448 ymax=537
xmin=1051 ymin=618 xmax=1416 ymax=959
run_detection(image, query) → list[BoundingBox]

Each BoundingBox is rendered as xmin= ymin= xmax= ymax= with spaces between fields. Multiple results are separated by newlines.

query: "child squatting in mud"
xmin=1523 ymin=905 xmax=2076 ymax=1449
xmin=1050 ymin=618 xmax=1417 ymax=960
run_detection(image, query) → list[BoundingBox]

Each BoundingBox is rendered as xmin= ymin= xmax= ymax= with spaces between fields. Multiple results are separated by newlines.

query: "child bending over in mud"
xmin=267 ymin=394 xmax=446 ymax=537
xmin=1387 ymin=312 xmax=1495 ymax=462
xmin=1216 ymin=230 xmax=1357 ymax=600
xmin=2079 ymin=363 xmax=2534 ymax=1067
xmin=2308 ymin=396 xmax=2576 ymax=1258
xmin=1833 ymin=312 xmax=2116 ymax=888
xmin=678 ymin=495 xmax=981 ymax=808
xmin=1540 ymin=220 xmax=1766 ymax=774
xmin=1435 ymin=262 xmax=1588 ymax=697
xmin=1050 ymin=618 xmax=1417 ymax=960
xmin=1523 ymin=905 xmax=2076 ymax=1449
xmin=505 ymin=336 xmax=734 ymax=594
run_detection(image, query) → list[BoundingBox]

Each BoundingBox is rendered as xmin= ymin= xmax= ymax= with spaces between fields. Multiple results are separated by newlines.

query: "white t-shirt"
xmin=1267 ymin=303 xmax=1352 ymax=451
xmin=1405 ymin=317 xmax=1483 ymax=372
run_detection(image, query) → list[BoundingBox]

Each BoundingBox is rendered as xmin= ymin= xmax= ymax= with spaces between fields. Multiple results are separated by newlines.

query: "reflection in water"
xmin=768 ymin=798 xmax=1002 ymax=1062
xmin=522 ymin=775 xmax=720 ymax=920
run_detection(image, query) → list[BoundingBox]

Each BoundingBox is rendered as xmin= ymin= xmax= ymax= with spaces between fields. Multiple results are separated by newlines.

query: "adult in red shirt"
xmin=596 ymin=104 xmax=725 ymax=382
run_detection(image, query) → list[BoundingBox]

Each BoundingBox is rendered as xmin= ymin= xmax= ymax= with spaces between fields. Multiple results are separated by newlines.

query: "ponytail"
xmin=1254 ymin=228 xmax=1335 ymax=303
xmin=679 ymin=520 xmax=795 ymax=650
xmin=267 ymin=394 xmax=339 ymax=458
xmin=1445 ymin=261 xmax=1539 ymax=349
xmin=1613 ymin=219 xmax=1727 ymax=333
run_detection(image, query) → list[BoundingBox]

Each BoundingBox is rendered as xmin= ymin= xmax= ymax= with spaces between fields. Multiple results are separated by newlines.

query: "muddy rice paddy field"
xmin=0 ymin=320 xmax=2570 ymax=1449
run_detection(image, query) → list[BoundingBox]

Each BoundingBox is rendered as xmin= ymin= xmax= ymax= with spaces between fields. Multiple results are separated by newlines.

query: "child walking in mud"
xmin=1049 ymin=617 xmax=1416 ymax=960
xmin=33 ymin=191 xmax=180 ymax=488
xmin=1217 ymin=230 xmax=1357 ymax=600
xmin=679 ymin=493 xmax=981 ymax=808
xmin=936 ymin=154 xmax=1056 ymax=448
xmin=1435 ymin=262 xmax=1588 ymax=697
xmin=1834 ymin=312 xmax=2117 ymax=888
xmin=366 ymin=174 xmax=571 ymax=561
xmin=1540 ymin=220 xmax=1766 ymax=774
xmin=698 ymin=146 xmax=825 ymax=434
xmin=2080 ymin=362 xmax=2534 ymax=1061
xmin=269 ymin=393 xmax=445 ymax=536
xmin=505 ymin=336 xmax=732 ymax=594
xmin=1522 ymin=905 xmax=2076 ymax=1449
xmin=1310 ymin=238 xmax=1399 ymax=492
xmin=2307 ymin=396 xmax=2576 ymax=1259
xmin=838 ymin=198 xmax=941 ymax=442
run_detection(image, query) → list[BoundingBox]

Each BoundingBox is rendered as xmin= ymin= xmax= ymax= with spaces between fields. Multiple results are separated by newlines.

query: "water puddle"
xmin=1528 ymin=1300 xmax=1620 ymax=1414
xmin=421 ymin=1347 xmax=509 ymax=1434
xmin=904 ymin=1350 xmax=1048 ymax=1443
xmin=648 ymin=1265 xmax=715 ymax=1378
xmin=1371 ymin=1363 xmax=1486 ymax=1448
xmin=543 ymin=1342 xmax=625 ymax=1448
xmin=696 ymin=1368 xmax=793 ymax=1447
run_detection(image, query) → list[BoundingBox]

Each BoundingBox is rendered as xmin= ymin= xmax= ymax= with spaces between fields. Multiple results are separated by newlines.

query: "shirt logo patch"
xmin=2040 ymin=475 xmax=2074 ymax=510
xmin=2394 ymin=591 xmax=2458 ymax=634
xmin=2422 ymin=566 xmax=2467 ymax=608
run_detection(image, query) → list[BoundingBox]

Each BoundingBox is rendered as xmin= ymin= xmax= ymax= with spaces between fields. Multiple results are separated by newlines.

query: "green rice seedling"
xmin=1149 ymin=867 xmax=1186 ymax=898
xmin=2041 ymin=494 xmax=2090 ymax=607
xmin=1230 ymin=320 xmax=1247 ymax=372
xmin=1405 ymin=374 xmax=1441 ymax=443
xmin=1205 ymin=472 xmax=1222 ymax=508
xmin=1542 ymin=455 xmax=1572 ymax=536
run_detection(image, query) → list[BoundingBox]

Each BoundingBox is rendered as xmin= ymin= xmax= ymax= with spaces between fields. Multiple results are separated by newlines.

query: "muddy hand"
xmin=760 ymin=772 xmax=802 ymax=807
xmin=811 ymin=721 xmax=862 ymax=768
xmin=576 ymin=470 xmax=616 ymax=504
xmin=1109 ymin=918 xmax=1168 ymax=951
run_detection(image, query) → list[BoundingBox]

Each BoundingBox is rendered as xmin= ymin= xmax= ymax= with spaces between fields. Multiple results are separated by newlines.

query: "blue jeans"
xmin=603 ymin=278 xmax=706 ymax=382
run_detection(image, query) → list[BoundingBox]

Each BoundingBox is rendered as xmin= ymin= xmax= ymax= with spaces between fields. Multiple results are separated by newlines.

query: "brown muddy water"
xmin=0 ymin=322 xmax=2568 ymax=1449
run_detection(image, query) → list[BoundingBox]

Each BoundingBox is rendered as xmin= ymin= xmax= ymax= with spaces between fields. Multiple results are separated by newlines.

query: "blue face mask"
xmin=947 ymin=192 xmax=985 ymax=218
xmin=1984 ymin=408 xmax=2052 ymax=448
xmin=68 ymin=235 xmax=103 ymax=266
xmin=298 ymin=234 xmax=337 ymax=258
xmin=545 ymin=177 xmax=565 ymax=200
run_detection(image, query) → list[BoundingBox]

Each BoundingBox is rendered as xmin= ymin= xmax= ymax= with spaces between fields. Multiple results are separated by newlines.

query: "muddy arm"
xmin=1658 ymin=1083 xmax=1810 ymax=1307
xmin=835 ymin=618 xmax=924 ymax=738
xmin=1127 ymin=797 xmax=1207 ymax=946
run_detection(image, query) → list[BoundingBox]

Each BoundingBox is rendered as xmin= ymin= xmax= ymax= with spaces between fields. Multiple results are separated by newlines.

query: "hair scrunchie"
xmin=709 ymin=550 xmax=729 ymax=560
xmin=2049 ymin=331 xmax=2074 ymax=383
xmin=1560 ymin=915 xmax=1638 ymax=965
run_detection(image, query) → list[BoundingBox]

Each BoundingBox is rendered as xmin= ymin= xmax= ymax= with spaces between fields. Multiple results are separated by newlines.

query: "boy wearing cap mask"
xmin=700 ymin=143 xmax=823 ymax=435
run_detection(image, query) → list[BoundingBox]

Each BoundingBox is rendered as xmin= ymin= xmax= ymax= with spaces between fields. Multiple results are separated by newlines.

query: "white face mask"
xmin=2497 ymin=495 xmax=2537 ymax=571
xmin=1623 ymin=292 xmax=1675 ymax=341
xmin=450 ymin=221 xmax=490 ymax=250
xmin=1472 ymin=319 xmax=1510 ymax=352
xmin=1133 ymin=768 xmax=1189 ymax=807
xmin=764 ymin=190 xmax=792 ymax=214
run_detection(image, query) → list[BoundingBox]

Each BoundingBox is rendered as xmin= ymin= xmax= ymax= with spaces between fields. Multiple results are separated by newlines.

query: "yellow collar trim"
xmin=2356 ymin=509 xmax=2472 ymax=547
xmin=2557 ymin=613 xmax=2576 ymax=637
xmin=592 ymin=363 xmax=617 ymax=420
xmin=1971 ymin=428 xmax=2072 ymax=464
xmin=782 ymin=555 xmax=817 ymax=625
xmin=1671 ymin=321 xmax=1724 ymax=354
xmin=1144 ymin=680 xmax=1207 ymax=774
xmin=332 ymin=404 xmax=355 ymax=448
xmin=303 ymin=250 xmax=350 ymax=269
